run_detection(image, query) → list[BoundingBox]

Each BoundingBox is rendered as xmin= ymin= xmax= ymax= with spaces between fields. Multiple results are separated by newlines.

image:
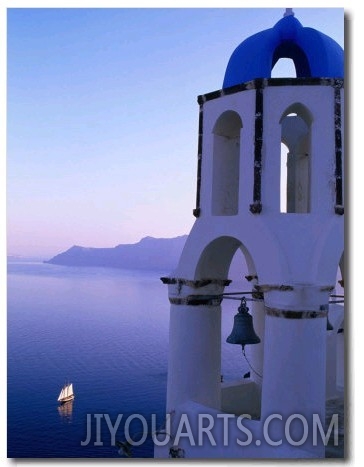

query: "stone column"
xmin=260 ymin=284 xmax=331 ymax=457
xmin=162 ymin=277 xmax=228 ymax=412
xmin=166 ymin=303 xmax=221 ymax=411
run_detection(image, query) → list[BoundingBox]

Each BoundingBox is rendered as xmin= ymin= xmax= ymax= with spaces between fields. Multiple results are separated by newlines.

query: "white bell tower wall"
xmin=158 ymin=77 xmax=344 ymax=459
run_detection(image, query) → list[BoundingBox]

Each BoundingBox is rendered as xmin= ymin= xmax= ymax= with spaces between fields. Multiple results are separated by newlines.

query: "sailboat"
xmin=57 ymin=382 xmax=75 ymax=404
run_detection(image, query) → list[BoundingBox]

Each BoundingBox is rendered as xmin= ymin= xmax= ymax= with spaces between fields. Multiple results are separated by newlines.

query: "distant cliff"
xmin=45 ymin=235 xmax=188 ymax=272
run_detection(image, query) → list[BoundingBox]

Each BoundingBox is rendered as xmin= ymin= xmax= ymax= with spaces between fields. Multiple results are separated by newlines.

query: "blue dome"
xmin=223 ymin=14 xmax=344 ymax=88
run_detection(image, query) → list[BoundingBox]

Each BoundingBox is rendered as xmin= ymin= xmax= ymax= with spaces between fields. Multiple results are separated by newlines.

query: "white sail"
xmin=57 ymin=387 xmax=66 ymax=401
xmin=57 ymin=383 xmax=75 ymax=402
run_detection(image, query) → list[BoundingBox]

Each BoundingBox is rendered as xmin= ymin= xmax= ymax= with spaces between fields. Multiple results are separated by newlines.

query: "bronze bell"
xmin=226 ymin=298 xmax=261 ymax=349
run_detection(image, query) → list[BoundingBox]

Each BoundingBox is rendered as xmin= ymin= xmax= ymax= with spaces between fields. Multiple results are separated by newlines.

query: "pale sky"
xmin=5 ymin=5 xmax=345 ymax=258
xmin=3 ymin=4 xmax=363 ymax=464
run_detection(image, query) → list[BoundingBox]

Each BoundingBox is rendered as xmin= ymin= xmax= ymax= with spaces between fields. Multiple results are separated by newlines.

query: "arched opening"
xmin=212 ymin=111 xmax=242 ymax=216
xmin=222 ymin=249 xmax=254 ymax=382
xmin=195 ymin=236 xmax=263 ymax=419
xmin=271 ymin=57 xmax=297 ymax=78
xmin=280 ymin=104 xmax=312 ymax=213
xmin=272 ymin=42 xmax=311 ymax=77
xmin=195 ymin=236 xmax=255 ymax=280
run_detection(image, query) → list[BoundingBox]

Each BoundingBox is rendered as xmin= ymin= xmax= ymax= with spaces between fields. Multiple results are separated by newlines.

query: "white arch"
xmin=280 ymin=102 xmax=312 ymax=214
xmin=212 ymin=110 xmax=243 ymax=216
xmin=173 ymin=221 xmax=290 ymax=285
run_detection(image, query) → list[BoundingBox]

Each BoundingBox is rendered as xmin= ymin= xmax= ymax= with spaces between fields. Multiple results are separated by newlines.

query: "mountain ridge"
xmin=45 ymin=235 xmax=188 ymax=272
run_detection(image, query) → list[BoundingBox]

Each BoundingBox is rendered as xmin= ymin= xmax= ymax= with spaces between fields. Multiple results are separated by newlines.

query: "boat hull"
xmin=59 ymin=395 xmax=75 ymax=404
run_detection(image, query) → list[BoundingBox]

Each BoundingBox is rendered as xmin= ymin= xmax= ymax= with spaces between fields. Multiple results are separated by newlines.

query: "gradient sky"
xmin=6 ymin=6 xmax=345 ymax=258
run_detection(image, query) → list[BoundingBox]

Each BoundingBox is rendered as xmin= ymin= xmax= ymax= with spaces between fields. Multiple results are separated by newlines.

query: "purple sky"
xmin=6 ymin=6 xmax=345 ymax=258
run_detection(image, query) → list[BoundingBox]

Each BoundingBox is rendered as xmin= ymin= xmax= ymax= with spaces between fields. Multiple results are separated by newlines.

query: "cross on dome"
xmin=284 ymin=8 xmax=294 ymax=17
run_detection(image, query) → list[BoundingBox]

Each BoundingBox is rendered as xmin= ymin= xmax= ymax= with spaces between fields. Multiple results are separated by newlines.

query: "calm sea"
xmin=7 ymin=261 xmax=248 ymax=458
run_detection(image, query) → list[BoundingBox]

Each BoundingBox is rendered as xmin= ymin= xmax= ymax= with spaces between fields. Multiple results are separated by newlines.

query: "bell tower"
xmin=156 ymin=9 xmax=344 ymax=459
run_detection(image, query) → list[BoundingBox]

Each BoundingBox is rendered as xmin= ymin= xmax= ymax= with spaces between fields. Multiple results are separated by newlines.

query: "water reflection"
xmin=57 ymin=400 xmax=73 ymax=422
